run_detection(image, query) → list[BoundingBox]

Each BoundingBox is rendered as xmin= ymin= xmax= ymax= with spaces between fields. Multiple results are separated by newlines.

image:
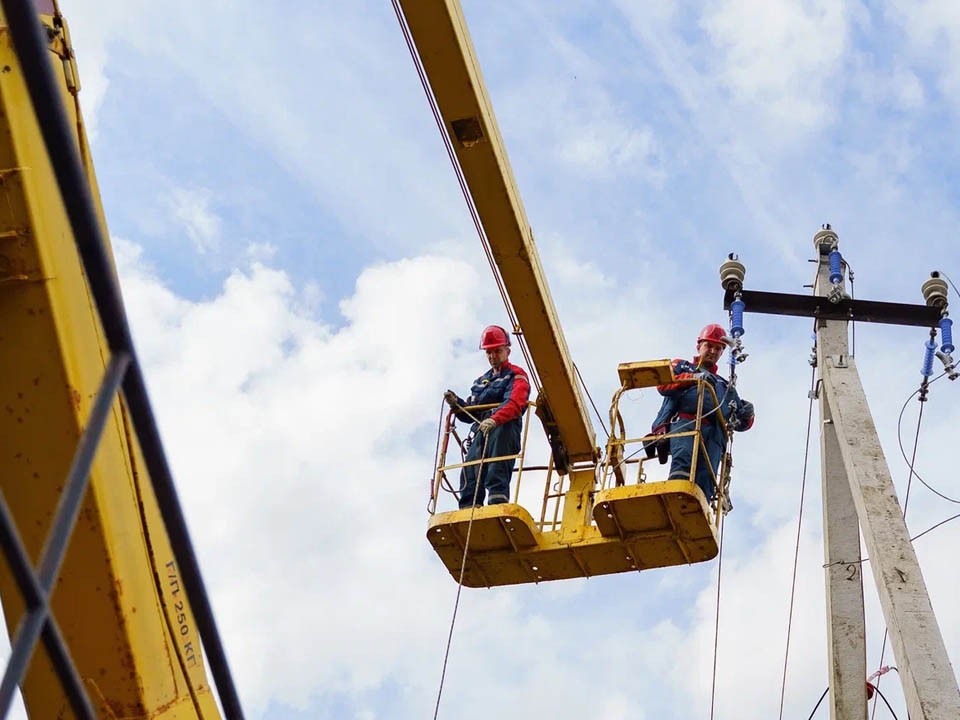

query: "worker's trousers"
xmin=458 ymin=420 xmax=521 ymax=508
xmin=667 ymin=418 xmax=725 ymax=502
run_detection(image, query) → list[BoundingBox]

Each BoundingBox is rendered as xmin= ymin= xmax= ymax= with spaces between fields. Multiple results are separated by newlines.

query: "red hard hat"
xmin=697 ymin=323 xmax=732 ymax=346
xmin=480 ymin=325 xmax=511 ymax=349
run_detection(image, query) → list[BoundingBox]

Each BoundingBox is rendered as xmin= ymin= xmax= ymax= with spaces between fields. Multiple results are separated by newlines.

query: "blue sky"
xmin=26 ymin=1 xmax=960 ymax=718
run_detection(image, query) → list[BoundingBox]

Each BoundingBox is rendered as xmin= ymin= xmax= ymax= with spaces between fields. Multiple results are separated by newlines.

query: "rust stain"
xmin=68 ymin=385 xmax=81 ymax=409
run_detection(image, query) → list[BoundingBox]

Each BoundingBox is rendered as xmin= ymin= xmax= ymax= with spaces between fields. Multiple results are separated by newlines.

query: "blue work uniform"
xmin=452 ymin=361 xmax=530 ymax=508
xmin=650 ymin=358 xmax=754 ymax=502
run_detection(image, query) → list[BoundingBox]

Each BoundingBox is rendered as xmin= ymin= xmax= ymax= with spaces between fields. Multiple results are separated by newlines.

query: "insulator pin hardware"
xmin=921 ymin=272 xmax=948 ymax=308
xmin=823 ymin=243 xmax=848 ymax=304
xmin=730 ymin=339 xmax=748 ymax=365
xmin=935 ymin=350 xmax=959 ymax=381
xmin=719 ymin=253 xmax=746 ymax=292
xmin=813 ymin=224 xmax=839 ymax=255
xmin=726 ymin=292 xmax=748 ymax=365
xmin=827 ymin=284 xmax=847 ymax=304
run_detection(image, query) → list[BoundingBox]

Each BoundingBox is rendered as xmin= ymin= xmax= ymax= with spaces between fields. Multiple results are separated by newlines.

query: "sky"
xmin=7 ymin=0 xmax=960 ymax=718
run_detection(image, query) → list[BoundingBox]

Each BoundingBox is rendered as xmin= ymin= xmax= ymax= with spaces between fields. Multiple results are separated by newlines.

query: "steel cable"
xmin=870 ymin=372 xmax=943 ymax=719
xmin=708 ymin=493 xmax=727 ymax=720
xmin=432 ymin=434 xmax=490 ymax=720
xmin=390 ymin=0 xmax=542 ymax=401
xmin=574 ymin=362 xmax=609 ymax=439
xmin=777 ymin=365 xmax=818 ymax=720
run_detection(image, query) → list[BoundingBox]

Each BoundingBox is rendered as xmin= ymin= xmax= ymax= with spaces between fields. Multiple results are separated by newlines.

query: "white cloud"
xmin=700 ymin=0 xmax=854 ymax=134
xmin=887 ymin=0 xmax=960 ymax=105
xmin=559 ymin=122 xmax=662 ymax=180
xmin=115 ymin=240 xmax=492 ymax=714
xmin=111 ymin=229 xmax=960 ymax=719
xmin=168 ymin=187 xmax=222 ymax=255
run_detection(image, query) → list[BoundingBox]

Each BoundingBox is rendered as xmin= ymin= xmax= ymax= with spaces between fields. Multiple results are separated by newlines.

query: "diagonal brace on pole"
xmin=821 ymin=355 xmax=960 ymax=720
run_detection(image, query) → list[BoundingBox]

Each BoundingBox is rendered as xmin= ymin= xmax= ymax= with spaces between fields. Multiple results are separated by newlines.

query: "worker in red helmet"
xmin=443 ymin=325 xmax=531 ymax=508
xmin=647 ymin=323 xmax=755 ymax=506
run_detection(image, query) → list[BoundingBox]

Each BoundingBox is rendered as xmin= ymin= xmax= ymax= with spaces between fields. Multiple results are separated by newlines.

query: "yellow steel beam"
xmin=0 ymin=8 xmax=219 ymax=718
xmin=398 ymin=0 xmax=597 ymax=463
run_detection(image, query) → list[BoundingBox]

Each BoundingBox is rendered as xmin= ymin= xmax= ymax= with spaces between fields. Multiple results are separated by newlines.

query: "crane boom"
xmin=397 ymin=0 xmax=597 ymax=464
xmin=0 ymin=3 xmax=225 ymax=716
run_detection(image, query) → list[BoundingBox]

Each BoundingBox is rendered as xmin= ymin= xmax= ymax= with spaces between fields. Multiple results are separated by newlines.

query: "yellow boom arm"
xmin=0 ymin=5 xmax=221 ymax=717
xmin=397 ymin=0 xmax=597 ymax=465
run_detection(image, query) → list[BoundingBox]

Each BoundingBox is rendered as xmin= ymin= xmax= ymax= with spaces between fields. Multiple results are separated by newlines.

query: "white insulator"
xmin=921 ymin=274 xmax=948 ymax=308
xmin=813 ymin=227 xmax=839 ymax=255
xmin=719 ymin=256 xmax=746 ymax=291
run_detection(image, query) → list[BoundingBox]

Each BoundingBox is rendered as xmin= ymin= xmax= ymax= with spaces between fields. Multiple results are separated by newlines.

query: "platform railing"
xmin=601 ymin=378 xmax=728 ymax=524
xmin=430 ymin=401 xmax=563 ymax=521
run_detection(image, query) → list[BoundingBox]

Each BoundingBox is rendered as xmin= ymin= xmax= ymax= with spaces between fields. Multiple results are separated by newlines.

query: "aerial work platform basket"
xmin=427 ymin=360 xmax=725 ymax=588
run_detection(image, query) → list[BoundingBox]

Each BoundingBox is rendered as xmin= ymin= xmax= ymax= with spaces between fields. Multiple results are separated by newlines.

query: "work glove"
xmin=643 ymin=424 xmax=668 ymax=459
xmin=694 ymin=369 xmax=717 ymax=385
xmin=443 ymin=390 xmax=461 ymax=408
xmin=477 ymin=418 xmax=497 ymax=435
xmin=731 ymin=400 xmax=754 ymax=431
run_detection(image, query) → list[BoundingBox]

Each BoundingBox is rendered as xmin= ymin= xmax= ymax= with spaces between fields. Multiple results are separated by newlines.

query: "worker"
xmin=444 ymin=325 xmax=531 ymax=508
xmin=648 ymin=323 xmax=755 ymax=504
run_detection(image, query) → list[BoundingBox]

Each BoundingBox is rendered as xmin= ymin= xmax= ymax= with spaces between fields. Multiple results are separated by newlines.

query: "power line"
xmin=896 ymin=373 xmax=959 ymax=504
xmin=778 ymin=366 xmax=819 ymax=720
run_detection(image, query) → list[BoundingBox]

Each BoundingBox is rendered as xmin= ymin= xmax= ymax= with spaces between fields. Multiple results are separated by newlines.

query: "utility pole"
xmin=720 ymin=228 xmax=960 ymax=719
xmin=813 ymin=227 xmax=866 ymax=719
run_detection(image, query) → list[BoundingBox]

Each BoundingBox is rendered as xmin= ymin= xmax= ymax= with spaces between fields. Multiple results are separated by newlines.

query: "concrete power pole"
xmin=721 ymin=229 xmax=960 ymax=719
xmin=813 ymin=227 xmax=867 ymax=720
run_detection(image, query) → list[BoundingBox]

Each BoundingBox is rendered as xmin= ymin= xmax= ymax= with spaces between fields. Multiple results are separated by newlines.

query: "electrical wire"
xmin=805 ymin=687 xmax=829 ymax=719
xmin=574 ymin=362 xmax=610 ymax=439
xmin=895 ymin=373 xmax=959 ymax=504
xmin=873 ymin=686 xmax=900 ymax=720
xmin=390 ymin=0 xmax=544 ymax=402
xmin=802 ymin=683 xmax=900 ymax=720
xmin=840 ymin=257 xmax=856 ymax=357
xmin=871 ymin=370 xmax=945 ymax=720
xmin=939 ymin=270 xmax=960 ymax=298
xmin=822 ymin=510 xmax=960 ymax=573
xmin=778 ymin=365 xmax=818 ymax=720
xmin=432 ymin=434 xmax=490 ymax=720
xmin=708 ymin=507 xmax=726 ymax=720
xmin=910 ymin=511 xmax=960 ymax=542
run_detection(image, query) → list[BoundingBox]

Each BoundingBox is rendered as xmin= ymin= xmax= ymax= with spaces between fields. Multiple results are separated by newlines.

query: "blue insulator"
xmin=941 ymin=317 xmax=955 ymax=354
xmin=828 ymin=250 xmax=842 ymax=285
xmin=922 ymin=338 xmax=936 ymax=377
xmin=730 ymin=298 xmax=745 ymax=338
